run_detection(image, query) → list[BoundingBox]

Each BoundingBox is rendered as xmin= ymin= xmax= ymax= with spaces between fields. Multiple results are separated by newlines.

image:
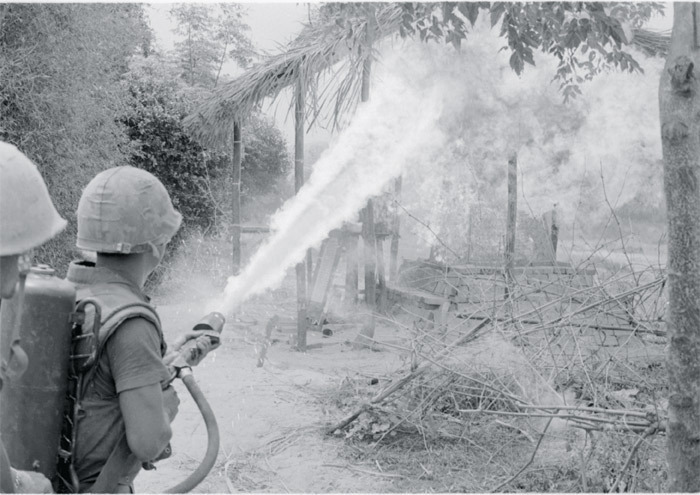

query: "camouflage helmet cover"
xmin=76 ymin=166 xmax=182 ymax=254
xmin=0 ymin=142 xmax=67 ymax=256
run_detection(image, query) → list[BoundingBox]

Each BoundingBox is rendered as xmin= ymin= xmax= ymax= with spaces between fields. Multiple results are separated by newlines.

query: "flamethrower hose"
xmin=165 ymin=370 xmax=220 ymax=494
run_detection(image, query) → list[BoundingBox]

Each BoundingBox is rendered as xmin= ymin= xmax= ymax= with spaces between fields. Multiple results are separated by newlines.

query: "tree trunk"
xmin=660 ymin=3 xmax=700 ymax=490
xmin=295 ymin=79 xmax=307 ymax=352
xmin=231 ymin=121 xmax=242 ymax=275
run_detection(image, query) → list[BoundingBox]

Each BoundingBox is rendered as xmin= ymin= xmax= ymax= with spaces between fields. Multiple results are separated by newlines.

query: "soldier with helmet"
xmin=0 ymin=141 xmax=66 ymax=493
xmin=63 ymin=166 xmax=187 ymax=493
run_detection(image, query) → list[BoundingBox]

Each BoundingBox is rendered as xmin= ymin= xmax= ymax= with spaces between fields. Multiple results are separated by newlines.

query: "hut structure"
xmin=185 ymin=4 xmax=404 ymax=349
xmin=184 ymin=2 xmax=670 ymax=350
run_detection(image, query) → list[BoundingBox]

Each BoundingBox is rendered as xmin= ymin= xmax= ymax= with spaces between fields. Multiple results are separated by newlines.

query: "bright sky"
xmin=146 ymin=2 xmax=322 ymax=144
xmin=145 ymin=2 xmax=674 ymax=147
xmin=146 ymin=3 xmax=310 ymax=54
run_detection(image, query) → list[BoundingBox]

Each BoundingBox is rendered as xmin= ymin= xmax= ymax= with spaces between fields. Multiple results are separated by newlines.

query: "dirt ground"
xmin=137 ymin=271 xmax=405 ymax=493
xmin=133 ymin=238 xmax=668 ymax=494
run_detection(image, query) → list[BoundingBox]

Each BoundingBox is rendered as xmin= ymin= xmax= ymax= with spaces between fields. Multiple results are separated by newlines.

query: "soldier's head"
xmin=76 ymin=166 xmax=182 ymax=282
xmin=0 ymin=142 xmax=66 ymax=298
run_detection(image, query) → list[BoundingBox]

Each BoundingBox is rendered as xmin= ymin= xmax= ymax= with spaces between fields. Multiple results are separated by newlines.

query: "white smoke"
xmin=209 ymin=20 xmax=665 ymax=313
xmin=209 ymin=46 xmax=450 ymax=314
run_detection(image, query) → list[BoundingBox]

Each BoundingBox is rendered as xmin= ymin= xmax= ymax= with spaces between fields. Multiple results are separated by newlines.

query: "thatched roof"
xmin=631 ymin=28 xmax=671 ymax=58
xmin=184 ymin=4 xmax=403 ymax=147
xmin=184 ymin=3 xmax=670 ymax=149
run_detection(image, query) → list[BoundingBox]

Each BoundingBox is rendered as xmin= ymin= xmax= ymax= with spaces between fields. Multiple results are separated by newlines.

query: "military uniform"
xmin=66 ymin=261 xmax=177 ymax=493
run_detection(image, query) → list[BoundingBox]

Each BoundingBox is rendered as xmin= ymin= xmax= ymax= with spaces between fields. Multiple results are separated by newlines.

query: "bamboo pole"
xmin=353 ymin=6 xmax=377 ymax=348
xmin=550 ymin=204 xmax=559 ymax=258
xmin=344 ymin=232 xmax=359 ymax=304
xmin=362 ymin=200 xmax=377 ymax=308
xmin=504 ymin=153 xmax=517 ymax=301
xmin=328 ymin=317 xmax=492 ymax=434
xmin=377 ymin=233 xmax=387 ymax=313
xmin=295 ymin=79 xmax=307 ymax=351
xmin=231 ymin=121 xmax=242 ymax=274
xmin=389 ymin=176 xmax=402 ymax=282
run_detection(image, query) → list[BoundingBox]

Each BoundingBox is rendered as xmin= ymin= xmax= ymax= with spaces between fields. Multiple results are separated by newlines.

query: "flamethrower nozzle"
xmin=167 ymin=312 xmax=226 ymax=377
xmin=192 ymin=311 xmax=225 ymax=333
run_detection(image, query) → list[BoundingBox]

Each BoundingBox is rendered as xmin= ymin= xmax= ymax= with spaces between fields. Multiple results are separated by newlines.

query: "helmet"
xmin=76 ymin=166 xmax=182 ymax=254
xmin=0 ymin=142 xmax=67 ymax=256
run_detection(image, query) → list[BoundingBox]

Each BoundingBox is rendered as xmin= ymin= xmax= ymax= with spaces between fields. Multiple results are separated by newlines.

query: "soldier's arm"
xmin=107 ymin=317 xmax=177 ymax=462
xmin=119 ymin=383 xmax=172 ymax=461
xmin=0 ymin=441 xmax=13 ymax=493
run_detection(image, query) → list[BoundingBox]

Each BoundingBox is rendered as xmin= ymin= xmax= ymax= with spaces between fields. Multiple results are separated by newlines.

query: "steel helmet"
xmin=76 ymin=166 xmax=182 ymax=254
xmin=0 ymin=142 xmax=67 ymax=256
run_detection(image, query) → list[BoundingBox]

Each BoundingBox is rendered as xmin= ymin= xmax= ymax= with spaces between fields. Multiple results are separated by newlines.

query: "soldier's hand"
xmin=170 ymin=330 xmax=221 ymax=353
xmin=12 ymin=468 xmax=53 ymax=493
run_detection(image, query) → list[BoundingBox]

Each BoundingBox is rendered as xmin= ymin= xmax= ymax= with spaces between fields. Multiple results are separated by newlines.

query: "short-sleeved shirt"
xmin=68 ymin=265 xmax=171 ymax=491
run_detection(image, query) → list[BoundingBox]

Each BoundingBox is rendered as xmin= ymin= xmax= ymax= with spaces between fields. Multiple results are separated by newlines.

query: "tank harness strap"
xmin=79 ymin=302 xmax=162 ymax=396
xmin=84 ymin=303 xmax=163 ymax=494
xmin=66 ymin=300 xmax=163 ymax=494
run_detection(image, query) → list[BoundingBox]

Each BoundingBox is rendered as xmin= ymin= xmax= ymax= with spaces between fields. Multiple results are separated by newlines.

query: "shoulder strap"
xmin=73 ymin=295 xmax=164 ymax=493
xmin=79 ymin=300 xmax=163 ymax=396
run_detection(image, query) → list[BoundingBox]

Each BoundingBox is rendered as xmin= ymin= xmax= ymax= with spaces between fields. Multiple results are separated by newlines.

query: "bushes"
xmin=0 ymin=3 xmax=151 ymax=273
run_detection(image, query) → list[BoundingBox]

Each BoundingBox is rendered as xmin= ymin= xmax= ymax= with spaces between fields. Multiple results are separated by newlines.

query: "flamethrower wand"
xmin=162 ymin=311 xmax=225 ymax=494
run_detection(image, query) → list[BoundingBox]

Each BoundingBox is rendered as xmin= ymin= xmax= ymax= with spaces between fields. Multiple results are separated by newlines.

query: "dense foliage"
xmin=0 ymin=3 xmax=291 ymax=272
xmin=398 ymin=2 xmax=664 ymax=101
xmin=0 ymin=3 xmax=150 ymax=269
xmin=170 ymin=3 xmax=254 ymax=88
xmin=121 ymin=55 xmax=229 ymax=229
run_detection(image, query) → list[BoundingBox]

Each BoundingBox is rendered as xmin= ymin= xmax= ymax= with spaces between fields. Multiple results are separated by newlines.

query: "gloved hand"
xmin=164 ymin=330 xmax=221 ymax=369
xmin=170 ymin=330 xmax=221 ymax=354
xmin=11 ymin=468 xmax=53 ymax=493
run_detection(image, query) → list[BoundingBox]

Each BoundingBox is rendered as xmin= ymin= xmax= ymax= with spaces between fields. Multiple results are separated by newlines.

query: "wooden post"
xmin=389 ymin=176 xmax=402 ymax=282
xmin=362 ymin=201 xmax=377 ymax=308
xmin=504 ymin=153 xmax=517 ymax=301
xmin=467 ymin=208 xmax=473 ymax=263
xmin=550 ymin=204 xmax=559 ymax=259
xmin=231 ymin=121 xmax=242 ymax=275
xmin=344 ymin=231 xmax=359 ymax=305
xmin=376 ymin=232 xmax=387 ymax=313
xmin=354 ymin=12 xmax=377 ymax=348
xmin=295 ymin=80 xmax=307 ymax=352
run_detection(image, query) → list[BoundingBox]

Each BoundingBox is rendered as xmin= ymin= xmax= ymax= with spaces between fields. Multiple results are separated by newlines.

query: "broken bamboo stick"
xmin=325 ymin=317 xmax=493 ymax=434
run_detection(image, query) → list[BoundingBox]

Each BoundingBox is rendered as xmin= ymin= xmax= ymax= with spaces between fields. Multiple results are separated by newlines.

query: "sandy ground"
xmin=137 ymin=274 xmax=405 ymax=494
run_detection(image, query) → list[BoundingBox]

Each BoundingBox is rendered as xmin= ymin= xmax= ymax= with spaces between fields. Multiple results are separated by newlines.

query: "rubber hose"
xmin=165 ymin=372 xmax=220 ymax=493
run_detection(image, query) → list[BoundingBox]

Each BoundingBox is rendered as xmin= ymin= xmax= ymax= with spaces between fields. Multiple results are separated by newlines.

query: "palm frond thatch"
xmin=631 ymin=27 xmax=671 ymax=57
xmin=184 ymin=4 xmax=403 ymax=148
xmin=184 ymin=4 xmax=671 ymax=149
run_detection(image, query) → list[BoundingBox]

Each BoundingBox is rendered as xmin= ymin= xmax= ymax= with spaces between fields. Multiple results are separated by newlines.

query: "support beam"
xmin=231 ymin=121 xmax=242 ymax=275
xmin=389 ymin=176 xmax=402 ymax=282
xmin=505 ymin=153 xmax=517 ymax=301
xmin=362 ymin=201 xmax=377 ymax=308
xmin=344 ymin=230 xmax=359 ymax=305
xmin=354 ymin=7 xmax=377 ymax=349
xmin=295 ymin=80 xmax=307 ymax=352
xmin=550 ymin=205 xmax=559 ymax=259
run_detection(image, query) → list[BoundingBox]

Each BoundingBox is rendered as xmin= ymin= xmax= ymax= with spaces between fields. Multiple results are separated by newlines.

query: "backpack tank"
xmin=0 ymin=265 xmax=75 ymax=479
